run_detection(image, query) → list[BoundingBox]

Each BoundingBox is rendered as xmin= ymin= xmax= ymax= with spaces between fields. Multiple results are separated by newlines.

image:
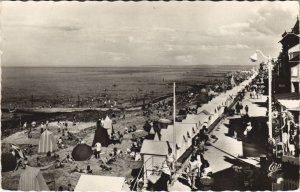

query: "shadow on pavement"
xmin=252 ymin=101 xmax=267 ymax=108
xmin=211 ymin=156 xmax=245 ymax=191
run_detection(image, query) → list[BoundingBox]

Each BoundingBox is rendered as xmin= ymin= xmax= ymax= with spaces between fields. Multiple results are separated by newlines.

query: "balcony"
xmin=288 ymin=43 xmax=300 ymax=63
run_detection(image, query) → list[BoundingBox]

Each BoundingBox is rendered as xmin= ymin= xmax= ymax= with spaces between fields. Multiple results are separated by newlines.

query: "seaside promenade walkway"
xmin=170 ymin=91 xmax=269 ymax=191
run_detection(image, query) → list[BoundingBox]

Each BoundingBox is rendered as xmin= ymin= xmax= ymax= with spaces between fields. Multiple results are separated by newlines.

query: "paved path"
xmin=171 ymin=92 xmax=268 ymax=190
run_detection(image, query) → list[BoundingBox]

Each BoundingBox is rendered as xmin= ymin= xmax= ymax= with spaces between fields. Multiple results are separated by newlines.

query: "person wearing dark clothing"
xmin=245 ymin=105 xmax=249 ymax=114
xmin=143 ymin=121 xmax=152 ymax=132
xmin=235 ymin=102 xmax=241 ymax=115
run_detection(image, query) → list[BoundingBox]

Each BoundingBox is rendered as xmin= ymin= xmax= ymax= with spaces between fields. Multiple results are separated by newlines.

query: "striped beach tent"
xmin=38 ymin=129 xmax=57 ymax=153
xmin=18 ymin=166 xmax=49 ymax=191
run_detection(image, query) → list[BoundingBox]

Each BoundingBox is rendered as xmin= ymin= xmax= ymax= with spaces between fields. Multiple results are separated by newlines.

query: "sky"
xmin=1 ymin=1 xmax=299 ymax=67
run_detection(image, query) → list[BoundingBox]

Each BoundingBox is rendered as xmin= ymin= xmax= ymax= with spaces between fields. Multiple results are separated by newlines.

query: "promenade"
xmin=170 ymin=91 xmax=269 ymax=191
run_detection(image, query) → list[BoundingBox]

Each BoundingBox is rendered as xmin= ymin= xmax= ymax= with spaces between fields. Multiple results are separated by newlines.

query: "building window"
xmin=291 ymin=67 xmax=298 ymax=77
xmin=291 ymin=82 xmax=300 ymax=93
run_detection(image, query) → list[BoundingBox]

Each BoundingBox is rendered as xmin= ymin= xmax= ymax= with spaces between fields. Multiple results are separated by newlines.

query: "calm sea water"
xmin=1 ymin=65 xmax=253 ymax=108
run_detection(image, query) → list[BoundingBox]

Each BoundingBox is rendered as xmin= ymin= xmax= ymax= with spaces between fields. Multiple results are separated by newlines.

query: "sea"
xmin=1 ymin=65 xmax=254 ymax=108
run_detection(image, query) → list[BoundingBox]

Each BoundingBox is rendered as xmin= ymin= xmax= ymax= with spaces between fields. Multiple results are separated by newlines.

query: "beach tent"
xmin=155 ymin=124 xmax=189 ymax=158
xmin=38 ymin=129 xmax=57 ymax=153
xmin=75 ymin=175 xmax=125 ymax=191
xmin=18 ymin=166 xmax=49 ymax=191
xmin=183 ymin=114 xmax=201 ymax=127
xmin=103 ymin=116 xmax=113 ymax=129
xmin=103 ymin=116 xmax=113 ymax=136
xmin=1 ymin=153 xmax=17 ymax=172
xmin=92 ymin=120 xmax=110 ymax=147
xmin=72 ymin=144 xmax=93 ymax=161
xmin=140 ymin=140 xmax=169 ymax=182
xmin=178 ymin=123 xmax=197 ymax=139
xmin=149 ymin=127 xmax=155 ymax=135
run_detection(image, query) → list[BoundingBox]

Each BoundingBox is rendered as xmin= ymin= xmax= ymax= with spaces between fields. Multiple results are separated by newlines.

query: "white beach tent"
xmin=103 ymin=116 xmax=113 ymax=136
xmin=103 ymin=116 xmax=112 ymax=129
xmin=18 ymin=166 xmax=49 ymax=191
xmin=155 ymin=124 xmax=192 ymax=158
xmin=177 ymin=123 xmax=198 ymax=139
xmin=154 ymin=125 xmax=180 ymax=156
xmin=74 ymin=175 xmax=125 ymax=191
xmin=182 ymin=113 xmax=209 ymax=128
xmin=179 ymin=124 xmax=193 ymax=148
xmin=140 ymin=140 xmax=169 ymax=182
xmin=183 ymin=114 xmax=201 ymax=128
xmin=38 ymin=129 xmax=57 ymax=153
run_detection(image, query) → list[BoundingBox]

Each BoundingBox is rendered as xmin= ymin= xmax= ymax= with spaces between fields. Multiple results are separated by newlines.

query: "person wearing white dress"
xmin=94 ymin=142 xmax=102 ymax=159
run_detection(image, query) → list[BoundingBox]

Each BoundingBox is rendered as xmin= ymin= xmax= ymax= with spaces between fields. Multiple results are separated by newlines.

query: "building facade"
xmin=275 ymin=18 xmax=299 ymax=94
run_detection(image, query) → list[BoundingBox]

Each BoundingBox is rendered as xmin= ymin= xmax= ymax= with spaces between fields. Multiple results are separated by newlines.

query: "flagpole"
xmin=173 ymin=82 xmax=177 ymax=160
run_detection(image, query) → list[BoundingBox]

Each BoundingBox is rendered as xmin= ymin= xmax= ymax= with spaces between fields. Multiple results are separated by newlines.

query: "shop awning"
xmin=278 ymin=99 xmax=300 ymax=110
xmin=274 ymin=93 xmax=300 ymax=100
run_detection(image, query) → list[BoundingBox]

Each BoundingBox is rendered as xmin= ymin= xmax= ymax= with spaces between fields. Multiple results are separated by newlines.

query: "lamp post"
xmin=250 ymin=50 xmax=273 ymax=139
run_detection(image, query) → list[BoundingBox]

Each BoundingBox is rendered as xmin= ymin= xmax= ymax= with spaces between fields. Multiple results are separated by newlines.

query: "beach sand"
xmin=1 ymin=97 xmax=175 ymax=190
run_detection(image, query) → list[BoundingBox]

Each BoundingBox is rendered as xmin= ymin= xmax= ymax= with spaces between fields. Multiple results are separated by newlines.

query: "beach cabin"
xmin=38 ymin=129 xmax=57 ymax=154
xmin=154 ymin=124 xmax=191 ymax=158
xmin=103 ymin=116 xmax=113 ymax=137
xmin=74 ymin=175 xmax=125 ymax=191
xmin=140 ymin=140 xmax=169 ymax=185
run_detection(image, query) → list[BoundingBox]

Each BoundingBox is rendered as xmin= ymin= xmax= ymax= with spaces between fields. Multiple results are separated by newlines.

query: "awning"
xmin=140 ymin=140 xmax=168 ymax=156
xmin=74 ymin=175 xmax=125 ymax=191
xmin=274 ymin=93 xmax=300 ymax=100
xmin=278 ymin=99 xmax=300 ymax=110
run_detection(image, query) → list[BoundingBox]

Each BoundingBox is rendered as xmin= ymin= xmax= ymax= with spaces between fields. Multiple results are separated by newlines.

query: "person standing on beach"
xmin=58 ymin=121 xmax=61 ymax=133
xmin=65 ymin=120 xmax=68 ymax=130
xmin=94 ymin=142 xmax=102 ymax=159
xmin=23 ymin=122 xmax=27 ymax=130
xmin=40 ymin=122 xmax=44 ymax=134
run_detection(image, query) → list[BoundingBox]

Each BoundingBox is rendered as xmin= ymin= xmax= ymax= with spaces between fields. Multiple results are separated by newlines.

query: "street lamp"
xmin=250 ymin=50 xmax=273 ymax=139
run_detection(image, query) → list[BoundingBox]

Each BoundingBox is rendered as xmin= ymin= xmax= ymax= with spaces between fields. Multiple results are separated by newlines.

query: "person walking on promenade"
xmin=187 ymin=156 xmax=200 ymax=190
xmin=235 ymin=102 xmax=241 ymax=115
xmin=245 ymin=105 xmax=249 ymax=115
xmin=244 ymin=122 xmax=253 ymax=140
xmin=166 ymin=148 xmax=175 ymax=173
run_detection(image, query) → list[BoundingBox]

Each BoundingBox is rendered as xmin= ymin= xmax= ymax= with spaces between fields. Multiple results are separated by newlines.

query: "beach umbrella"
xmin=158 ymin=119 xmax=172 ymax=124
xmin=200 ymin=88 xmax=207 ymax=93
xmin=71 ymin=144 xmax=93 ymax=161
xmin=1 ymin=153 xmax=17 ymax=172
xmin=158 ymin=119 xmax=172 ymax=129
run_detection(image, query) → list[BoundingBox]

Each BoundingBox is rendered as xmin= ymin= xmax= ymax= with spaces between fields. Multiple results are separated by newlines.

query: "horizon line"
xmin=1 ymin=64 xmax=256 ymax=68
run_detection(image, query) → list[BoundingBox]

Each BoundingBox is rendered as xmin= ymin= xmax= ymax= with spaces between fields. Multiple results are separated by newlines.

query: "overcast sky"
xmin=1 ymin=1 xmax=299 ymax=67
